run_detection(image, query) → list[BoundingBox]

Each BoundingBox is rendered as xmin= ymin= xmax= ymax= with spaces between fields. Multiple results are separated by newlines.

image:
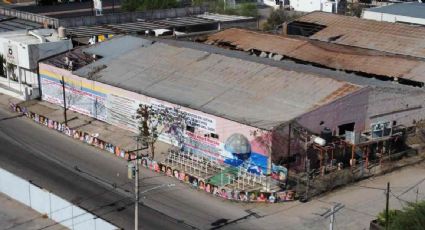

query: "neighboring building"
xmin=0 ymin=29 xmax=72 ymax=100
xmin=286 ymin=11 xmax=425 ymax=59
xmin=207 ymin=28 xmax=425 ymax=87
xmin=0 ymin=15 xmax=42 ymax=33
xmin=205 ymin=28 xmax=425 ymax=133
xmin=65 ymin=13 xmax=257 ymax=40
xmin=289 ymin=0 xmax=336 ymax=13
xmin=363 ymin=2 xmax=425 ymax=25
xmin=262 ymin=0 xmax=345 ymax=13
xmin=39 ymin=35 xmax=425 ymax=177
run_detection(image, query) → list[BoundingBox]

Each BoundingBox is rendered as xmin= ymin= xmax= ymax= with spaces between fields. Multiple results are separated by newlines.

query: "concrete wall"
xmin=58 ymin=6 xmax=207 ymax=28
xmin=0 ymin=167 xmax=118 ymax=230
xmin=366 ymin=86 xmax=425 ymax=128
xmin=296 ymin=87 xmax=370 ymax=134
xmin=296 ymin=85 xmax=425 ymax=135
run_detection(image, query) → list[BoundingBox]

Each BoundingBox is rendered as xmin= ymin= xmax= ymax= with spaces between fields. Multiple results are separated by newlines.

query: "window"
xmin=338 ymin=122 xmax=355 ymax=136
xmin=210 ymin=133 xmax=219 ymax=139
xmin=186 ymin=125 xmax=195 ymax=133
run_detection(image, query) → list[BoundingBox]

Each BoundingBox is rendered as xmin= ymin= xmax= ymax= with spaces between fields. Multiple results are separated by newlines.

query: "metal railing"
xmin=0 ymin=7 xmax=59 ymax=28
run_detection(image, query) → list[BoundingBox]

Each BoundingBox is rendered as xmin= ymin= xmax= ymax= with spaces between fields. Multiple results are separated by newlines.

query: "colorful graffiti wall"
xmin=39 ymin=63 xmax=271 ymax=174
xmin=9 ymin=102 xmax=294 ymax=203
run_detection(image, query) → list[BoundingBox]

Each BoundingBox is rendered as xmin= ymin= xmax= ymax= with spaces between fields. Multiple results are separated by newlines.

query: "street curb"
xmin=7 ymin=101 xmax=296 ymax=204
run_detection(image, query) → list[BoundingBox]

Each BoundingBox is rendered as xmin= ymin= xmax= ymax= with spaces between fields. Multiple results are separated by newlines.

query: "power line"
xmin=395 ymin=177 xmax=425 ymax=199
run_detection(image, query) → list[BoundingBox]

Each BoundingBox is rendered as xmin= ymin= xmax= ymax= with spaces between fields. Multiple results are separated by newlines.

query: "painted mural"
xmin=9 ymin=101 xmax=293 ymax=203
xmin=39 ymin=64 xmax=271 ymax=175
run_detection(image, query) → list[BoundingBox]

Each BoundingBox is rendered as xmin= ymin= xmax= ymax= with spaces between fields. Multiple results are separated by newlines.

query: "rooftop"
xmin=66 ymin=13 xmax=255 ymax=38
xmin=206 ymin=28 xmax=425 ymax=86
xmin=0 ymin=15 xmax=41 ymax=32
xmin=288 ymin=11 xmax=425 ymax=59
xmin=365 ymin=2 xmax=425 ymax=19
xmin=48 ymin=36 xmax=362 ymax=130
xmin=0 ymin=29 xmax=65 ymax=45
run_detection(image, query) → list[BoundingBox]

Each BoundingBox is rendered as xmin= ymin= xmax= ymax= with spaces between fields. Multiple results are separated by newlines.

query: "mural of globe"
xmin=224 ymin=133 xmax=252 ymax=166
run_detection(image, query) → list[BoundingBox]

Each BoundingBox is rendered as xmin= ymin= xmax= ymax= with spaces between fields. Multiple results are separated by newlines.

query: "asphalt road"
xmin=0 ymin=107 xmax=257 ymax=230
xmin=2 ymin=105 xmax=425 ymax=230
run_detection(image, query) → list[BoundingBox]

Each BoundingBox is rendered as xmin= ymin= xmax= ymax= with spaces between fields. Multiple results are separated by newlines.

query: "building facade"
xmin=0 ymin=29 xmax=72 ymax=100
xmin=39 ymin=36 xmax=367 ymax=176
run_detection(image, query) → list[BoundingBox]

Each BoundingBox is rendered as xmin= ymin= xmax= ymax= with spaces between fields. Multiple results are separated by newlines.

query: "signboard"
xmin=5 ymin=44 xmax=18 ymax=65
xmin=106 ymin=94 xmax=139 ymax=131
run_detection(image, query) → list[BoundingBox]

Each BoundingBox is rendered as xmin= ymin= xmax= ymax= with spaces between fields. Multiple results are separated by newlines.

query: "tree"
xmin=207 ymin=0 xmax=258 ymax=18
xmin=121 ymin=0 xmax=179 ymax=12
xmin=376 ymin=200 xmax=425 ymax=230
xmin=136 ymin=104 xmax=188 ymax=159
xmin=262 ymin=9 xmax=301 ymax=32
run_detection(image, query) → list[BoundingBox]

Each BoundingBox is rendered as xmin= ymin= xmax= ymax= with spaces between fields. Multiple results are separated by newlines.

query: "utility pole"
xmin=60 ymin=76 xmax=68 ymax=126
xmin=321 ymin=203 xmax=344 ymax=230
xmin=385 ymin=182 xmax=390 ymax=230
xmin=305 ymin=158 xmax=310 ymax=201
xmin=127 ymin=137 xmax=149 ymax=230
xmin=134 ymin=138 xmax=139 ymax=230
xmin=416 ymin=187 xmax=419 ymax=203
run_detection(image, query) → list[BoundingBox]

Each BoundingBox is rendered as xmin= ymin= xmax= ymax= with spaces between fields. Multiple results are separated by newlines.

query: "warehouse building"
xmin=206 ymin=28 xmax=425 ymax=88
xmin=286 ymin=11 xmax=425 ymax=60
xmin=38 ymin=35 xmax=425 ymax=183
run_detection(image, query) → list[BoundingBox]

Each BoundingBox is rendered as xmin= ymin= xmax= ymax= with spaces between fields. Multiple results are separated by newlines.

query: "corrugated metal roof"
xmin=66 ymin=14 xmax=255 ymax=38
xmin=0 ymin=16 xmax=41 ymax=32
xmin=291 ymin=11 xmax=425 ymax=59
xmin=73 ymin=36 xmax=361 ymax=130
xmin=67 ymin=16 xmax=216 ymax=37
xmin=206 ymin=28 xmax=425 ymax=83
xmin=195 ymin=13 xmax=254 ymax=22
xmin=365 ymin=2 xmax=425 ymax=19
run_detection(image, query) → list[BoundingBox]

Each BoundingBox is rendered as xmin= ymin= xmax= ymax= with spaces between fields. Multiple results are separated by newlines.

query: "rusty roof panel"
xmin=206 ymin=28 xmax=425 ymax=83
xmin=293 ymin=12 xmax=425 ymax=59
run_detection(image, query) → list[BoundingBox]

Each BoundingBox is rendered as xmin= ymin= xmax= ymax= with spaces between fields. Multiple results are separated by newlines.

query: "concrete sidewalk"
xmin=0 ymin=93 xmax=170 ymax=163
xmin=0 ymin=193 xmax=66 ymax=230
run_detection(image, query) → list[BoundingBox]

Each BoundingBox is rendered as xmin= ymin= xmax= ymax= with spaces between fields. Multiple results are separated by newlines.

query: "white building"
xmin=262 ymin=0 xmax=343 ymax=13
xmin=289 ymin=0 xmax=335 ymax=12
xmin=0 ymin=29 xmax=72 ymax=100
xmin=363 ymin=2 xmax=425 ymax=25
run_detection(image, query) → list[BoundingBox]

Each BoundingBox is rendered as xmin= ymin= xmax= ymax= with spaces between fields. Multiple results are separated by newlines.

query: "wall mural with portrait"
xmin=39 ymin=65 xmax=275 ymax=177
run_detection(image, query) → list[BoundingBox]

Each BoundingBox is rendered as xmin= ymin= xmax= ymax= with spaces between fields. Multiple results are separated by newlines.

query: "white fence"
xmin=0 ymin=167 xmax=118 ymax=230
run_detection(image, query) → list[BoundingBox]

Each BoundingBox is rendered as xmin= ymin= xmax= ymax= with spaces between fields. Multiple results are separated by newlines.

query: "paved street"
xmin=1 ymin=106 xmax=425 ymax=230
xmin=0 ymin=107 xmax=258 ymax=230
